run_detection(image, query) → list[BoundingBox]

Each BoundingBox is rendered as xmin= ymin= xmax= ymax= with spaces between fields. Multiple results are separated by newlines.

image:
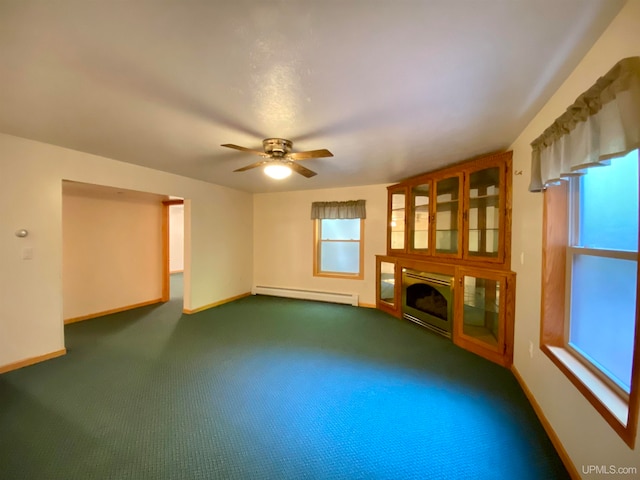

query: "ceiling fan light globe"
xmin=264 ymin=164 xmax=292 ymax=179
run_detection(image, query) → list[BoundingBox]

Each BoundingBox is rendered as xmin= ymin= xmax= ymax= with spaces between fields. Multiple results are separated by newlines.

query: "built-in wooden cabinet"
xmin=377 ymin=151 xmax=515 ymax=367
xmin=386 ymin=151 xmax=512 ymax=269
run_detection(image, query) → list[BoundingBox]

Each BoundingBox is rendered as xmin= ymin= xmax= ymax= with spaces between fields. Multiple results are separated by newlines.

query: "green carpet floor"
xmin=0 ymin=276 xmax=568 ymax=479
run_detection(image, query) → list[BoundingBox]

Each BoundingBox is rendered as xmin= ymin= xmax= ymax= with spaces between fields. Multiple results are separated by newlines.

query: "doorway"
xmin=163 ymin=199 xmax=185 ymax=303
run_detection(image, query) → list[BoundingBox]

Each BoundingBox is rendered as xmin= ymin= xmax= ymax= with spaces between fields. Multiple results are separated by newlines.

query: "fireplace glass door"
xmin=402 ymin=269 xmax=453 ymax=337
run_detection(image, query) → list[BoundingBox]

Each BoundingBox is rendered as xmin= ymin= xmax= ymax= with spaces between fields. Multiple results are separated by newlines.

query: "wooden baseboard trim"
xmin=358 ymin=303 xmax=376 ymax=308
xmin=64 ymin=298 xmax=164 ymax=324
xmin=0 ymin=348 xmax=67 ymax=375
xmin=511 ymin=366 xmax=579 ymax=480
xmin=183 ymin=292 xmax=251 ymax=314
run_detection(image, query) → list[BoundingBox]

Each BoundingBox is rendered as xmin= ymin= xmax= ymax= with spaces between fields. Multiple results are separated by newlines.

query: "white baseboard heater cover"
xmin=251 ymin=285 xmax=359 ymax=306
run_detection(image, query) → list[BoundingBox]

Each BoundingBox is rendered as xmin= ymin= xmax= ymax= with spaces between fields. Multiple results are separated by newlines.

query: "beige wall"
xmin=509 ymin=0 xmax=640 ymax=473
xmin=0 ymin=132 xmax=253 ymax=368
xmin=253 ymin=184 xmax=388 ymax=306
xmin=62 ymin=187 xmax=163 ymax=320
xmin=169 ymin=204 xmax=184 ymax=273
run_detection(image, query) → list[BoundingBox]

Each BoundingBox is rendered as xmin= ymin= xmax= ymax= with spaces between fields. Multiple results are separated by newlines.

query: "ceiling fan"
xmin=221 ymin=138 xmax=333 ymax=179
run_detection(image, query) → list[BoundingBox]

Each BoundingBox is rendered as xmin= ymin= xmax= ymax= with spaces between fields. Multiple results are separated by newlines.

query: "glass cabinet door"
xmin=409 ymin=183 xmax=430 ymax=253
xmin=376 ymin=256 xmax=399 ymax=317
xmin=460 ymin=274 xmax=503 ymax=352
xmin=435 ymin=175 xmax=460 ymax=255
xmin=389 ymin=189 xmax=406 ymax=252
xmin=378 ymin=260 xmax=397 ymax=307
xmin=467 ymin=167 xmax=501 ymax=259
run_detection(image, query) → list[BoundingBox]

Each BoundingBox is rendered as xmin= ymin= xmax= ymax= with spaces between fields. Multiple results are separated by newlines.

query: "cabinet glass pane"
xmin=411 ymin=184 xmax=430 ymax=251
xmin=435 ymin=177 xmax=459 ymax=254
xmin=462 ymin=275 xmax=500 ymax=348
xmin=379 ymin=261 xmax=396 ymax=306
xmin=390 ymin=193 xmax=405 ymax=249
xmin=468 ymin=167 xmax=500 ymax=257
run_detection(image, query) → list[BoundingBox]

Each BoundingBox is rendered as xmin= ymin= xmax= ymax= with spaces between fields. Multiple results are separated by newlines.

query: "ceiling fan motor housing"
xmin=263 ymin=138 xmax=292 ymax=157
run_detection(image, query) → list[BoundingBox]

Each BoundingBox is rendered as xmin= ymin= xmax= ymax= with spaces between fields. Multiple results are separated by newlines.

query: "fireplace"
xmin=402 ymin=269 xmax=454 ymax=337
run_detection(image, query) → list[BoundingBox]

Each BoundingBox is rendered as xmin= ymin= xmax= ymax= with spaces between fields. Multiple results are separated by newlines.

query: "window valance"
xmin=310 ymin=200 xmax=366 ymax=219
xmin=529 ymin=56 xmax=640 ymax=192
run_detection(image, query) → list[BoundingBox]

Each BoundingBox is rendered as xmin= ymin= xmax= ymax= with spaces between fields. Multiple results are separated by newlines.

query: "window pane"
xmin=321 ymin=219 xmax=360 ymax=240
xmin=569 ymin=254 xmax=638 ymax=392
xmin=320 ymin=242 xmax=360 ymax=273
xmin=578 ymin=150 xmax=639 ymax=251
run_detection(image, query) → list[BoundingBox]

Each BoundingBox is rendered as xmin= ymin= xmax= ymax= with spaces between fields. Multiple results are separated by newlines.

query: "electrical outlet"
xmin=528 ymin=340 xmax=534 ymax=358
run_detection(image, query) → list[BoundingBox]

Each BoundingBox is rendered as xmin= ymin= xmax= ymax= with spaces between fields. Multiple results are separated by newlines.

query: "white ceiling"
xmin=0 ymin=0 xmax=625 ymax=193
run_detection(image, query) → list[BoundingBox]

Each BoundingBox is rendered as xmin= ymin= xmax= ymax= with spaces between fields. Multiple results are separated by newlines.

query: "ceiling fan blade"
xmin=222 ymin=144 xmax=269 ymax=157
xmin=289 ymin=162 xmax=317 ymax=178
xmin=233 ymin=160 xmax=269 ymax=172
xmin=287 ymin=149 xmax=333 ymax=160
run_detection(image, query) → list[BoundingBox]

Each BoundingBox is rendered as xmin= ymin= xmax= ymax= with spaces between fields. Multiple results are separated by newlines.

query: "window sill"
xmin=544 ymin=345 xmax=629 ymax=430
xmin=314 ymin=272 xmax=363 ymax=280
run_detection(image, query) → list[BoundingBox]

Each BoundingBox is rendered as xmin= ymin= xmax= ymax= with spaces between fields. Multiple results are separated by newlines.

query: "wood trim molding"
xmin=162 ymin=199 xmax=184 ymax=206
xmin=183 ymin=292 xmax=251 ymax=314
xmin=64 ymin=298 xmax=163 ymax=324
xmin=162 ymin=202 xmax=170 ymax=302
xmin=511 ymin=366 xmax=580 ymax=480
xmin=541 ymin=182 xmax=568 ymax=346
xmin=0 ymin=349 xmax=67 ymax=375
xmin=358 ymin=303 xmax=376 ymax=308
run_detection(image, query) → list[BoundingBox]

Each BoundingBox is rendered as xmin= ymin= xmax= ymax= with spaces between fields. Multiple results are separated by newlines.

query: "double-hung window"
xmin=311 ymin=200 xmax=366 ymax=279
xmin=566 ymin=150 xmax=638 ymax=396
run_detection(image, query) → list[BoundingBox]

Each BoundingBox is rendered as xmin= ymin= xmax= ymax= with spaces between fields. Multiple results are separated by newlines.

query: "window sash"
xmin=314 ymin=219 xmax=364 ymax=278
xmin=564 ymin=247 xmax=638 ymax=397
xmin=565 ymin=169 xmax=639 ymax=397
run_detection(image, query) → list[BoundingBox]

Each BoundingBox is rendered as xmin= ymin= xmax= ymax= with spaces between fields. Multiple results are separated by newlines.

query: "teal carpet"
xmin=0 ymin=277 xmax=568 ymax=479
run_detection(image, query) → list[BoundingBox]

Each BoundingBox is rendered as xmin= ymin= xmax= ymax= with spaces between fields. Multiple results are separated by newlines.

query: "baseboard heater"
xmin=251 ymin=285 xmax=359 ymax=306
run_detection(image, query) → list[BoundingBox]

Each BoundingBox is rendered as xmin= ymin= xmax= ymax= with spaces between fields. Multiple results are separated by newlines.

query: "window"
xmin=567 ymin=151 xmax=638 ymax=394
xmin=533 ymin=57 xmax=640 ymax=447
xmin=311 ymin=200 xmax=366 ymax=279
xmin=541 ymin=149 xmax=639 ymax=447
xmin=314 ymin=218 xmax=364 ymax=279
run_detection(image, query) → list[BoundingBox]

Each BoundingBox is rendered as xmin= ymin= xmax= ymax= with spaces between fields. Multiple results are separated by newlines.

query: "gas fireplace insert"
xmin=402 ymin=269 xmax=454 ymax=337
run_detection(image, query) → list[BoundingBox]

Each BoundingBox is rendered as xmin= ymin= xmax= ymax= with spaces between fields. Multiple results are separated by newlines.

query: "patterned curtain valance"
xmin=529 ymin=56 xmax=640 ymax=192
xmin=310 ymin=200 xmax=366 ymax=219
